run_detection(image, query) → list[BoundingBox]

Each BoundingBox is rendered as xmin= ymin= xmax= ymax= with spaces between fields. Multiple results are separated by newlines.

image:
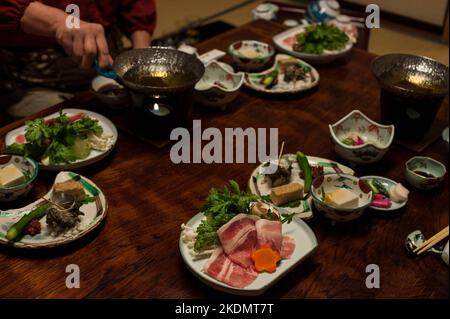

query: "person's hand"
xmin=55 ymin=21 xmax=113 ymax=70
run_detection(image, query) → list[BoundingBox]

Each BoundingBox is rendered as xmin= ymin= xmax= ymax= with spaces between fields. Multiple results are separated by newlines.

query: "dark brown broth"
xmin=123 ymin=68 xmax=196 ymax=87
xmin=414 ymin=170 xmax=435 ymax=178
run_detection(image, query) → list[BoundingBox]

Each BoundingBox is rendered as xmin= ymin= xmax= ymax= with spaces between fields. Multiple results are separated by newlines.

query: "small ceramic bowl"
xmin=311 ymin=173 xmax=373 ymax=222
xmin=252 ymin=3 xmax=279 ymax=21
xmin=307 ymin=0 xmax=340 ymax=23
xmin=228 ymin=40 xmax=274 ymax=71
xmin=442 ymin=127 xmax=449 ymax=149
xmin=405 ymin=156 xmax=446 ymax=190
xmin=91 ymin=75 xmax=129 ymax=109
xmin=0 ymin=155 xmax=38 ymax=202
xmin=194 ymin=61 xmax=244 ymax=110
xmin=329 ymin=110 xmax=395 ymax=164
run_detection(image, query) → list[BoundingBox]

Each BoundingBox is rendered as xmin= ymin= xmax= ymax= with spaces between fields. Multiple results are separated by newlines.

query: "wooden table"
xmin=0 ymin=20 xmax=448 ymax=298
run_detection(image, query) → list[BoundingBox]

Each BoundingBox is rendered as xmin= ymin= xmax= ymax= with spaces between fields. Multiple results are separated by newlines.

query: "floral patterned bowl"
xmin=228 ymin=40 xmax=275 ymax=71
xmin=405 ymin=156 xmax=446 ymax=190
xmin=329 ymin=110 xmax=395 ymax=164
xmin=0 ymin=155 xmax=38 ymax=202
xmin=311 ymin=173 xmax=373 ymax=222
xmin=194 ymin=61 xmax=244 ymax=110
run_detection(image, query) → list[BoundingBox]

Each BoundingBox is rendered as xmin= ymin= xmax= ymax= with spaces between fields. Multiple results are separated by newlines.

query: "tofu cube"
xmin=325 ymin=188 xmax=359 ymax=209
xmin=0 ymin=164 xmax=26 ymax=187
xmin=270 ymin=182 xmax=303 ymax=206
xmin=53 ymin=180 xmax=86 ymax=202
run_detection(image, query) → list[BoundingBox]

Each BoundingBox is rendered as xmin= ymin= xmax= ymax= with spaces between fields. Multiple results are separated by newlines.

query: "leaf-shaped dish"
xmin=0 ymin=171 xmax=107 ymax=249
xmin=243 ymin=54 xmax=319 ymax=94
xmin=248 ymin=154 xmax=354 ymax=220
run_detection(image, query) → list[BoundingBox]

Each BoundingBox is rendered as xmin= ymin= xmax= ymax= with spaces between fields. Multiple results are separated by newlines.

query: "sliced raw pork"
xmin=255 ymin=219 xmax=283 ymax=253
xmin=281 ymin=236 xmax=295 ymax=259
xmin=203 ymin=247 xmax=258 ymax=288
xmin=217 ymin=214 xmax=259 ymax=269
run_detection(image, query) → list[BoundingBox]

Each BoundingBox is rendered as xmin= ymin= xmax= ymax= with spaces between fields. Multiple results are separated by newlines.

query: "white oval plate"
xmin=179 ymin=212 xmax=318 ymax=296
xmin=360 ymin=175 xmax=407 ymax=211
xmin=248 ymin=154 xmax=354 ymax=219
xmin=272 ymin=25 xmax=354 ymax=64
xmin=0 ymin=171 xmax=107 ymax=248
xmin=243 ymin=54 xmax=319 ymax=94
xmin=5 ymin=108 xmax=118 ymax=171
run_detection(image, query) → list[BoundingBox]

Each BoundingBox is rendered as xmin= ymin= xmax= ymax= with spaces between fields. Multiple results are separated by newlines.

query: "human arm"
xmin=16 ymin=1 xmax=112 ymax=69
xmin=119 ymin=0 xmax=156 ymax=48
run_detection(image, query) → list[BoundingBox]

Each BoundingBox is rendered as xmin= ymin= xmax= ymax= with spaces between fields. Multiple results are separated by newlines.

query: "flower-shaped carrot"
xmin=251 ymin=244 xmax=281 ymax=273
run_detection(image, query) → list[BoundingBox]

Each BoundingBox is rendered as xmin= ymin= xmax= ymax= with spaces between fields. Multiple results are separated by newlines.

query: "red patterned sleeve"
xmin=119 ymin=0 xmax=157 ymax=36
xmin=0 ymin=0 xmax=33 ymax=31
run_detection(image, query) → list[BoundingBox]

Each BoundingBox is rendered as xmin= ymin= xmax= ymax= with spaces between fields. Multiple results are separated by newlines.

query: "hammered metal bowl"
xmin=371 ymin=54 xmax=449 ymax=140
xmin=113 ymin=47 xmax=205 ymax=96
xmin=371 ymin=54 xmax=448 ymax=98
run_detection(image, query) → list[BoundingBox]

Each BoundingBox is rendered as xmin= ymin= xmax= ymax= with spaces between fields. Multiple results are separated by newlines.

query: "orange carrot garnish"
xmin=251 ymin=244 xmax=281 ymax=273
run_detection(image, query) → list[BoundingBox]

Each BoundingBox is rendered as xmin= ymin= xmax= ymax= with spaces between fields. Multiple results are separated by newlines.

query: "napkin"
xmin=442 ymin=241 xmax=449 ymax=266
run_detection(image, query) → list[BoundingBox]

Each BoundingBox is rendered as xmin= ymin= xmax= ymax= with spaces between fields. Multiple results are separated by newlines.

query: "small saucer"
xmin=360 ymin=175 xmax=408 ymax=211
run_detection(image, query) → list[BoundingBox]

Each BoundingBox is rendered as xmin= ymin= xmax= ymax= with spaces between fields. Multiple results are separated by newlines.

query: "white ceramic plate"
xmin=272 ymin=25 xmax=353 ymax=64
xmin=5 ymin=108 xmax=118 ymax=171
xmin=248 ymin=154 xmax=354 ymax=219
xmin=0 ymin=171 xmax=107 ymax=249
xmin=442 ymin=127 xmax=449 ymax=145
xmin=243 ymin=54 xmax=319 ymax=95
xmin=360 ymin=175 xmax=407 ymax=211
xmin=179 ymin=212 xmax=318 ymax=296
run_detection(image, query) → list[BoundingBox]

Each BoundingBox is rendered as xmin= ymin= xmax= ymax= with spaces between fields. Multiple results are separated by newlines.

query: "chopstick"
xmin=413 ymin=226 xmax=449 ymax=255
xmin=278 ymin=141 xmax=285 ymax=162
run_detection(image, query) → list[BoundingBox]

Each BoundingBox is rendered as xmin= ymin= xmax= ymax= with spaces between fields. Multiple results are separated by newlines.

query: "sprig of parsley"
xmin=194 ymin=181 xmax=258 ymax=252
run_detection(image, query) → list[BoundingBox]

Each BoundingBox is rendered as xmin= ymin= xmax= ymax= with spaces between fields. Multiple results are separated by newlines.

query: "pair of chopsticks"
xmin=413 ymin=226 xmax=449 ymax=255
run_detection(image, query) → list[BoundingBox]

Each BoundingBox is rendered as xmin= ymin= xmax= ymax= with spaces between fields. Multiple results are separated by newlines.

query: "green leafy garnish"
xmin=281 ymin=213 xmax=296 ymax=224
xmin=294 ymin=23 xmax=349 ymax=55
xmin=81 ymin=196 xmax=97 ymax=205
xmin=194 ymin=181 xmax=258 ymax=252
xmin=280 ymin=199 xmax=302 ymax=208
xmin=5 ymin=111 xmax=103 ymax=165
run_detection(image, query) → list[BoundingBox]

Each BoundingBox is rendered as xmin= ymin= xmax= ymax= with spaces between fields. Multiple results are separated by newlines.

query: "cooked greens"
xmin=6 ymin=112 xmax=103 ymax=165
xmin=194 ymin=180 xmax=258 ymax=252
xmin=294 ymin=23 xmax=349 ymax=55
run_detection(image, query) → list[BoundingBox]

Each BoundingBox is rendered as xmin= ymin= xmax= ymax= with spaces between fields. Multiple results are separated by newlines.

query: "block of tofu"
xmin=324 ymin=188 xmax=359 ymax=209
xmin=270 ymin=182 xmax=303 ymax=206
xmin=53 ymin=180 xmax=86 ymax=202
xmin=0 ymin=164 xmax=26 ymax=187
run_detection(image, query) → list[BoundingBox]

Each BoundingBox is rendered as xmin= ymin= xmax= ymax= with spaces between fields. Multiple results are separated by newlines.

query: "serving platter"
xmin=179 ymin=212 xmax=318 ymax=296
xmin=0 ymin=171 xmax=107 ymax=249
xmin=248 ymin=154 xmax=355 ymax=219
xmin=360 ymin=175 xmax=408 ymax=211
xmin=272 ymin=25 xmax=354 ymax=64
xmin=5 ymin=108 xmax=118 ymax=171
xmin=243 ymin=54 xmax=319 ymax=94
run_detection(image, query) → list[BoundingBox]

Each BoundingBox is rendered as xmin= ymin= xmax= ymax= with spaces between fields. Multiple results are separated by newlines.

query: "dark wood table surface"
xmin=0 ymin=20 xmax=448 ymax=298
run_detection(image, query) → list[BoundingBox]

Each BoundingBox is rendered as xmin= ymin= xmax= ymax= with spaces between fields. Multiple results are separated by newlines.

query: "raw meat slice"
xmin=281 ymin=236 xmax=295 ymax=259
xmin=255 ymin=219 xmax=283 ymax=253
xmin=45 ymin=112 xmax=86 ymax=126
xmin=217 ymin=214 xmax=259 ymax=269
xmin=203 ymin=247 xmax=257 ymax=288
xmin=15 ymin=134 xmax=27 ymax=144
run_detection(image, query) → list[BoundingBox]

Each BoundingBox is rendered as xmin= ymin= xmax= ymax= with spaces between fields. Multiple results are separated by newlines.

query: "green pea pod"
xmin=6 ymin=201 xmax=51 ymax=241
xmin=296 ymin=151 xmax=312 ymax=193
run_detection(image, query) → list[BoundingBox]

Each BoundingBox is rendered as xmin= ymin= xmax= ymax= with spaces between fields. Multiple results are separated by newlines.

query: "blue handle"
xmin=93 ymin=59 xmax=117 ymax=80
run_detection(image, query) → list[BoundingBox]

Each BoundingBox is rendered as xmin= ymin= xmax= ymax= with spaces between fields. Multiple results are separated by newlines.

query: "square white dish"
xmin=179 ymin=212 xmax=318 ymax=296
